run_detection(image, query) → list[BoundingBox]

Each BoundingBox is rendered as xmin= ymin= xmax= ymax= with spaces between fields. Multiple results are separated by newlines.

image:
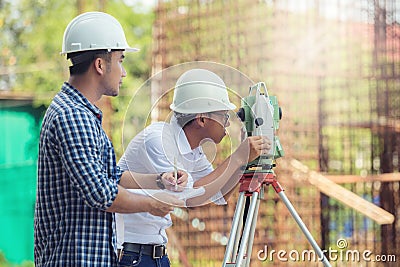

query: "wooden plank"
xmin=326 ymin=173 xmax=400 ymax=184
xmin=289 ymin=159 xmax=395 ymax=225
xmin=166 ymin=228 xmax=192 ymax=267
xmin=0 ymin=92 xmax=34 ymax=100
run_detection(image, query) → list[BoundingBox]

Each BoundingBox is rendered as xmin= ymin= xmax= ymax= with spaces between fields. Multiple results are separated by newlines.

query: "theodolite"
xmin=222 ymin=82 xmax=331 ymax=267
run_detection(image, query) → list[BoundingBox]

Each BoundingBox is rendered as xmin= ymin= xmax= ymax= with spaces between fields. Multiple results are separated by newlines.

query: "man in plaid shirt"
xmin=34 ymin=12 xmax=186 ymax=267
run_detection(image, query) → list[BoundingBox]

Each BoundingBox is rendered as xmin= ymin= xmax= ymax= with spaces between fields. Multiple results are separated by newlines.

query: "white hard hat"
xmin=170 ymin=69 xmax=237 ymax=114
xmin=61 ymin=11 xmax=139 ymax=55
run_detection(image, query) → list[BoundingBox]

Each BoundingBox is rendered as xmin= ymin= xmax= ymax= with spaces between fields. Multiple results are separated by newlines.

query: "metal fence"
xmin=151 ymin=0 xmax=400 ymax=266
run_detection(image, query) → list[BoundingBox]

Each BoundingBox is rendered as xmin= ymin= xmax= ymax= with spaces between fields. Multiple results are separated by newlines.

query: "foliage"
xmin=0 ymin=0 xmax=155 ymax=157
xmin=106 ymin=0 xmax=156 ymax=157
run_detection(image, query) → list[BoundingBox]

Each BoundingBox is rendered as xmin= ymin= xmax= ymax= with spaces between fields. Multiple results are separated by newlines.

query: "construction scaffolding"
xmin=151 ymin=0 xmax=400 ymax=266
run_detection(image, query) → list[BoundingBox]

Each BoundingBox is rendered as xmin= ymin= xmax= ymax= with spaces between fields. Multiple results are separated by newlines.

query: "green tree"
xmin=0 ymin=0 xmax=155 ymax=157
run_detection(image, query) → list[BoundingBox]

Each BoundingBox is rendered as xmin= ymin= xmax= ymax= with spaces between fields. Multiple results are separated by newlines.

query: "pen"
xmin=174 ymin=157 xmax=178 ymax=190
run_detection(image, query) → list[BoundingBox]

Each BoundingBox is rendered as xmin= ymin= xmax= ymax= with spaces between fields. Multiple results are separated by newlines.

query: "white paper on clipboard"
xmin=165 ymin=187 xmax=205 ymax=200
xmin=127 ymin=187 xmax=205 ymax=201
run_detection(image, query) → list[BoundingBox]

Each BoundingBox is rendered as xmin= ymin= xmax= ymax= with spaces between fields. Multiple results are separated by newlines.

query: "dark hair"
xmin=67 ymin=50 xmax=113 ymax=75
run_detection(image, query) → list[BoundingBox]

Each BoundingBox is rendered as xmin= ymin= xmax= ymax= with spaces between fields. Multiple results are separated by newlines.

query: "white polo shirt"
xmin=117 ymin=116 xmax=226 ymax=246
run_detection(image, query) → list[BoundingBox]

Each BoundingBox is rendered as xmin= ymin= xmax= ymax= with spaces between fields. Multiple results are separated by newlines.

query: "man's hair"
xmin=174 ymin=112 xmax=220 ymax=128
xmin=174 ymin=112 xmax=197 ymax=128
xmin=67 ymin=50 xmax=113 ymax=75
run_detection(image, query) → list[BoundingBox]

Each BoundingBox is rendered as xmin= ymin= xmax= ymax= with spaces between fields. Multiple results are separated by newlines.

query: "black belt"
xmin=122 ymin=242 xmax=167 ymax=259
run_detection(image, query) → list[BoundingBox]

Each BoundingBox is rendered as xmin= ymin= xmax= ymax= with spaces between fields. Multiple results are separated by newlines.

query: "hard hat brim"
xmin=61 ymin=47 xmax=140 ymax=55
xmin=170 ymin=101 xmax=237 ymax=114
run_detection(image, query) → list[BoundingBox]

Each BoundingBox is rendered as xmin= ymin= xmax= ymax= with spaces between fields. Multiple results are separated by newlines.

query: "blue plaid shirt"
xmin=34 ymin=82 xmax=122 ymax=266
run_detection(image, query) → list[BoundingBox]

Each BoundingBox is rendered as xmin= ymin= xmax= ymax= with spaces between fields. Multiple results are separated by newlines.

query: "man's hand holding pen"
xmin=161 ymin=170 xmax=188 ymax=192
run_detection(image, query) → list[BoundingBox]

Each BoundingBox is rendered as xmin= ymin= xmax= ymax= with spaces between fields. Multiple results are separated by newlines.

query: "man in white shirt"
xmin=117 ymin=69 xmax=271 ymax=267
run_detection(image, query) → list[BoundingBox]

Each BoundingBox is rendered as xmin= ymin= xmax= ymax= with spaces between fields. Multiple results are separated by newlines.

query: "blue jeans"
xmin=118 ymin=250 xmax=170 ymax=267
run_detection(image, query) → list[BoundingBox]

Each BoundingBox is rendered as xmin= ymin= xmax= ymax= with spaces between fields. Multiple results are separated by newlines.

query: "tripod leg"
xmin=232 ymin=196 xmax=246 ymax=262
xmin=236 ymin=191 xmax=259 ymax=267
xmin=277 ymin=190 xmax=332 ymax=267
xmin=223 ymin=192 xmax=246 ymax=266
xmin=244 ymin=191 xmax=261 ymax=266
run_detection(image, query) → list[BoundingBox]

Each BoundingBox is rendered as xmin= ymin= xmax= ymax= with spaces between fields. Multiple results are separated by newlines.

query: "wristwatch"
xmin=156 ymin=172 xmax=166 ymax=189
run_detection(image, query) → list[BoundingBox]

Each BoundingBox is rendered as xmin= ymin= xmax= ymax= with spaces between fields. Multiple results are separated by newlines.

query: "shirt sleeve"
xmin=54 ymin=109 xmax=119 ymax=210
xmin=119 ymin=124 xmax=194 ymax=188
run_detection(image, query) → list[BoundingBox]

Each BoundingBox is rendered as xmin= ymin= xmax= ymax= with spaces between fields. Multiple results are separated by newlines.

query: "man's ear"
xmin=94 ymin=58 xmax=104 ymax=75
xmin=194 ymin=114 xmax=206 ymax=128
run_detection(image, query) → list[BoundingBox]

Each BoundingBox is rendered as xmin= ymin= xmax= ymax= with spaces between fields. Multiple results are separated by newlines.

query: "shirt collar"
xmin=62 ymin=82 xmax=103 ymax=121
xmin=170 ymin=116 xmax=203 ymax=156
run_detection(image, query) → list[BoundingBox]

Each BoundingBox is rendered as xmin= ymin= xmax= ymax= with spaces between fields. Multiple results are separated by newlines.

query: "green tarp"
xmin=0 ymin=101 xmax=44 ymax=264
